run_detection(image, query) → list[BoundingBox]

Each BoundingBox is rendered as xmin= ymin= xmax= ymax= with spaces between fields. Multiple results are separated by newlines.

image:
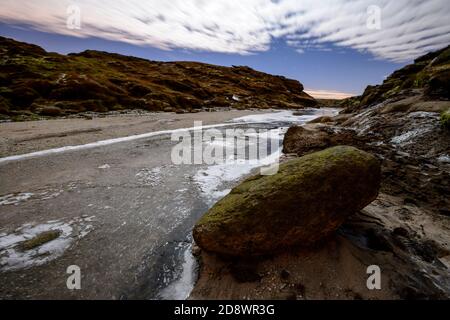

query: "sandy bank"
xmin=0 ymin=110 xmax=262 ymax=157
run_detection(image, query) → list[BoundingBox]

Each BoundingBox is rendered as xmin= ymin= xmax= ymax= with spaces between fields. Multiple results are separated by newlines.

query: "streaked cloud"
xmin=0 ymin=0 xmax=449 ymax=62
xmin=305 ymin=89 xmax=355 ymax=100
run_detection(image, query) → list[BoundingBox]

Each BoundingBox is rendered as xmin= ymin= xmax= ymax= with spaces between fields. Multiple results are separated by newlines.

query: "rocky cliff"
xmin=0 ymin=36 xmax=316 ymax=120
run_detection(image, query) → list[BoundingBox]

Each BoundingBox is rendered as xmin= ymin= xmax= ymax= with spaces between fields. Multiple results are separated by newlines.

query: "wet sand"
xmin=0 ymin=110 xmax=263 ymax=157
xmin=0 ymin=108 xmax=310 ymax=299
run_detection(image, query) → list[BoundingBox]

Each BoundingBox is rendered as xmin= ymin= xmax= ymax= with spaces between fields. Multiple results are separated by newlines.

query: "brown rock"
xmin=282 ymin=126 xmax=361 ymax=156
xmin=39 ymin=106 xmax=62 ymax=116
xmin=193 ymin=146 xmax=381 ymax=257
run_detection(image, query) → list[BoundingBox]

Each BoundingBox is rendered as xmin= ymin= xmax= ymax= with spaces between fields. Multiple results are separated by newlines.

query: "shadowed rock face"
xmin=0 ymin=36 xmax=316 ymax=119
xmin=193 ymin=146 xmax=381 ymax=257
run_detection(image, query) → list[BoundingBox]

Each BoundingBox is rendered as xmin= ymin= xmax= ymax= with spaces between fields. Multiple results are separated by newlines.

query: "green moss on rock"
xmin=19 ymin=230 xmax=61 ymax=251
xmin=441 ymin=109 xmax=450 ymax=130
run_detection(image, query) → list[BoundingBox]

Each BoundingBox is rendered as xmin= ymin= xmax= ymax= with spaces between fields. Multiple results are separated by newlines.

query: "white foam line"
xmin=0 ymin=122 xmax=261 ymax=165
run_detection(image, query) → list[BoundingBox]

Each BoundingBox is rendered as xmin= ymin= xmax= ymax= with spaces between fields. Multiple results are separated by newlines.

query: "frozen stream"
xmin=0 ymin=108 xmax=337 ymax=299
xmin=157 ymin=108 xmax=338 ymax=300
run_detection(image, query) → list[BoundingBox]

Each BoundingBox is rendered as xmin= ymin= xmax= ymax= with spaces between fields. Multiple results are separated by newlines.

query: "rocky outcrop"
xmin=193 ymin=146 xmax=381 ymax=257
xmin=320 ymin=45 xmax=450 ymax=216
xmin=340 ymin=45 xmax=450 ymax=113
xmin=0 ymin=36 xmax=316 ymax=120
xmin=282 ymin=125 xmax=366 ymax=156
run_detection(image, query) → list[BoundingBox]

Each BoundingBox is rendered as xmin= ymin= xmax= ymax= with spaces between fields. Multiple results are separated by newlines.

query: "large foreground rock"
xmin=193 ymin=146 xmax=381 ymax=257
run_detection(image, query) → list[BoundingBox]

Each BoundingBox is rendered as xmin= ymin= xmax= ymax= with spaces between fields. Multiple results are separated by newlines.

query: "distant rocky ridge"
xmin=0 ymin=36 xmax=316 ymax=120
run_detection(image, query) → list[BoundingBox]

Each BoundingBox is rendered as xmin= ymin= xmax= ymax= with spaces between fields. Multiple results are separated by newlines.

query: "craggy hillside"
xmin=0 ymin=36 xmax=316 ymax=120
xmin=341 ymin=45 xmax=450 ymax=113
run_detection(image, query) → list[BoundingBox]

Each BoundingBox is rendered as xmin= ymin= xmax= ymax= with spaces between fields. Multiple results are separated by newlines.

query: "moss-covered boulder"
xmin=193 ymin=146 xmax=381 ymax=257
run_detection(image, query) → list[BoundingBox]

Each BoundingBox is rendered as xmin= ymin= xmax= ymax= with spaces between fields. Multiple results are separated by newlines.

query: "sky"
xmin=0 ymin=0 xmax=449 ymax=98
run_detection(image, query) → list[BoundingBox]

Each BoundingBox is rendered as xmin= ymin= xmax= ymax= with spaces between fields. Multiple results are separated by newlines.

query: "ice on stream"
xmin=0 ymin=216 xmax=94 ymax=271
xmin=160 ymin=108 xmax=338 ymax=299
xmin=194 ymin=109 xmax=338 ymax=204
xmin=390 ymin=127 xmax=433 ymax=145
xmin=0 ymin=189 xmax=65 ymax=206
xmin=136 ymin=166 xmax=164 ymax=187
xmin=194 ymin=128 xmax=284 ymax=204
xmin=0 ymin=193 xmax=34 ymax=206
xmin=437 ymin=154 xmax=450 ymax=164
xmin=232 ymin=108 xmax=338 ymax=124
xmin=158 ymin=241 xmax=197 ymax=300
